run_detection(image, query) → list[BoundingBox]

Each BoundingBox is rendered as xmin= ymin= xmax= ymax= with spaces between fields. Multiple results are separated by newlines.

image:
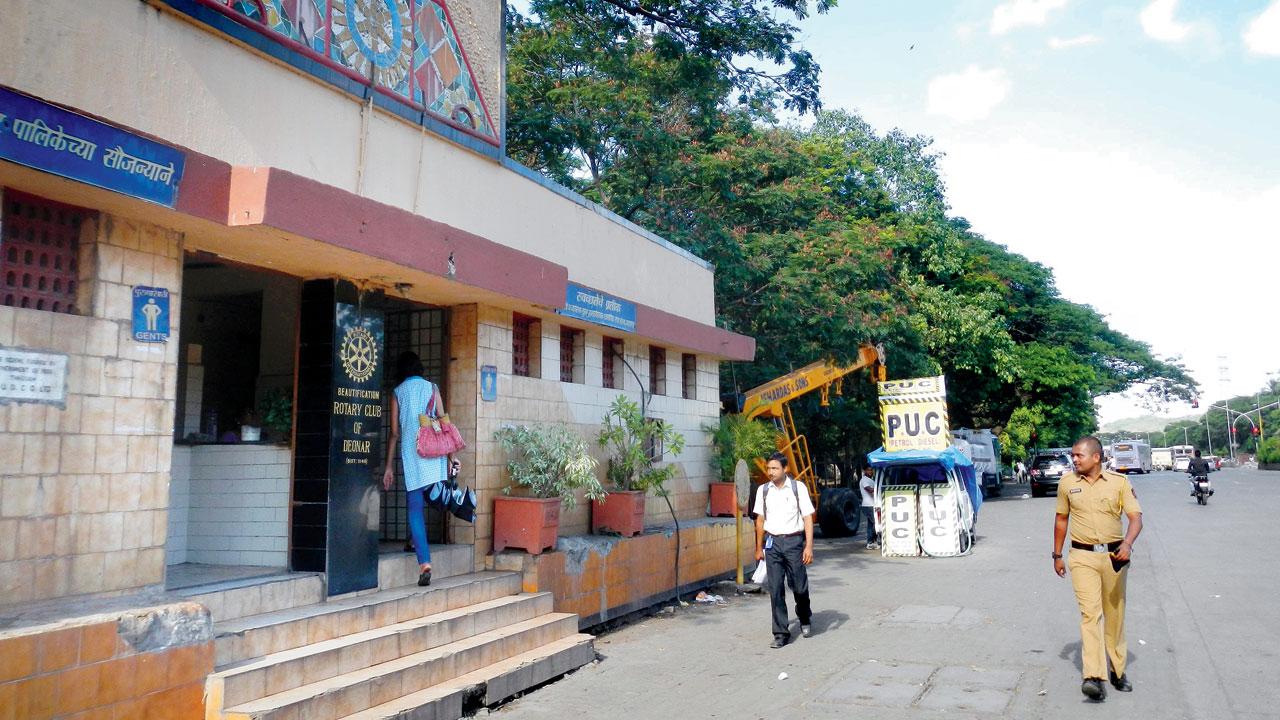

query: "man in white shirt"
xmin=753 ymin=452 xmax=816 ymax=648
xmin=859 ymin=467 xmax=879 ymax=550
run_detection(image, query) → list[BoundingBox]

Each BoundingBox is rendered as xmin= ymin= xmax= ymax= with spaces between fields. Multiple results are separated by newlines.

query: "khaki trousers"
xmin=1068 ymin=548 xmax=1128 ymax=679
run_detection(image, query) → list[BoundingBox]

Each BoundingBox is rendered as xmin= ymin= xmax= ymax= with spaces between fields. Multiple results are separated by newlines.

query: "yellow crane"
xmin=739 ymin=344 xmax=886 ymax=536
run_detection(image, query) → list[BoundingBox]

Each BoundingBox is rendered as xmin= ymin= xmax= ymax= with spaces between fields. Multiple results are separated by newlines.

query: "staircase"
xmin=200 ymin=548 xmax=595 ymax=720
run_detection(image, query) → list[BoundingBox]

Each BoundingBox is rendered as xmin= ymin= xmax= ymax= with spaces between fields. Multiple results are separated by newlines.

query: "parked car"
xmin=1029 ymin=452 xmax=1073 ymax=497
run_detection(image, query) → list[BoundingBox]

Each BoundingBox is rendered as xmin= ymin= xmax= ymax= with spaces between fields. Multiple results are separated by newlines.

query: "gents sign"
xmin=878 ymin=375 xmax=950 ymax=452
xmin=0 ymin=86 xmax=185 ymax=207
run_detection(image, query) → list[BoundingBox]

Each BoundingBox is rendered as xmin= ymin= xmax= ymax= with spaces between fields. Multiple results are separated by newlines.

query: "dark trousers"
xmin=765 ymin=533 xmax=811 ymax=640
xmin=862 ymin=507 xmax=878 ymax=543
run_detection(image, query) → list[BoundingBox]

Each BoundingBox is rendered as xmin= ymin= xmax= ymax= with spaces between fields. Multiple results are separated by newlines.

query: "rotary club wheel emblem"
xmin=340 ymin=326 xmax=379 ymax=383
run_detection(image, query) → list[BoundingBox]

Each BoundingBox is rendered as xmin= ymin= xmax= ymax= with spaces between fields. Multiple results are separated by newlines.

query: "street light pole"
xmin=1225 ymin=398 xmax=1235 ymax=463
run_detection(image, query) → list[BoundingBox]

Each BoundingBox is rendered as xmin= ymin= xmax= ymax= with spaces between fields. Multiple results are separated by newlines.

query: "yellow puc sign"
xmin=878 ymin=375 xmax=951 ymax=452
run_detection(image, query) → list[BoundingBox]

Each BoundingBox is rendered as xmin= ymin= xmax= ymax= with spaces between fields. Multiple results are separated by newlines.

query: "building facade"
xmin=0 ymin=1 xmax=753 ymax=716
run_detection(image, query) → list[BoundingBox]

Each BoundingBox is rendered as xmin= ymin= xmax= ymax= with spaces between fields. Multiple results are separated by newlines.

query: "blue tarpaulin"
xmin=867 ymin=446 xmax=982 ymax=516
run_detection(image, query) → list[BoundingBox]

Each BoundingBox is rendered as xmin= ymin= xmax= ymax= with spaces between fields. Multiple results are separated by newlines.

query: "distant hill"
xmin=1101 ymin=414 xmax=1197 ymax=433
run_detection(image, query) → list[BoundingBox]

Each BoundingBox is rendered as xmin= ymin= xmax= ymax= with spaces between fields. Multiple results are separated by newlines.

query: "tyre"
xmin=817 ymin=487 xmax=861 ymax=537
xmin=1197 ymin=494 xmax=1206 ymax=506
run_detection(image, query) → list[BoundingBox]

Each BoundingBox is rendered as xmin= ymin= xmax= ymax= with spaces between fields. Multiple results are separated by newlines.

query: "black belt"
xmin=772 ymin=531 xmax=805 ymax=538
xmin=1071 ymin=540 xmax=1122 ymax=553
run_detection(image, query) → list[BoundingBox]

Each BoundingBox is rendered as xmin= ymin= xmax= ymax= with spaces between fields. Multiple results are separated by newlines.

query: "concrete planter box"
xmin=591 ymin=490 xmax=645 ymax=537
xmin=1260 ymin=463 xmax=1280 ymax=472
xmin=707 ymin=482 xmax=737 ymax=517
xmin=493 ymin=496 xmax=561 ymax=555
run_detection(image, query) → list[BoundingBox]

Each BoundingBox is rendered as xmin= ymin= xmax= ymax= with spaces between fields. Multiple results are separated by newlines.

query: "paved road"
xmin=493 ymin=467 xmax=1280 ymax=720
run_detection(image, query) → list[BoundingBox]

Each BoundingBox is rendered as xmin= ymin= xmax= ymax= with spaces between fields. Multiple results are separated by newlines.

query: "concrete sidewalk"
xmin=486 ymin=477 xmax=1254 ymax=720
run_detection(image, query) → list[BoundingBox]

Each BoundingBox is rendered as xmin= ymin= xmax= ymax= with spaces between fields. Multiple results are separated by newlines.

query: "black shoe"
xmin=770 ymin=637 xmax=788 ymax=649
xmin=1109 ymin=672 xmax=1132 ymax=692
xmin=1081 ymin=678 xmax=1107 ymax=701
xmin=418 ymin=569 xmax=432 ymax=586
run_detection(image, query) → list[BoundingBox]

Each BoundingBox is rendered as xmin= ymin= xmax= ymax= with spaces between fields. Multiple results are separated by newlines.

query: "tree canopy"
xmin=506 ymin=2 xmax=1196 ymax=465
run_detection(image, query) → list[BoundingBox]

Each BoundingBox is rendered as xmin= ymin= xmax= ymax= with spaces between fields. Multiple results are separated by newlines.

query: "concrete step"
xmin=217 ymin=613 xmax=581 ymax=720
xmin=215 ymin=572 xmax=521 ymax=667
xmin=339 ymin=634 xmax=596 ymax=720
xmin=180 ymin=573 xmax=325 ymax=624
xmin=209 ymin=593 xmax=554 ymax=708
xmin=378 ymin=545 xmax=475 ymax=591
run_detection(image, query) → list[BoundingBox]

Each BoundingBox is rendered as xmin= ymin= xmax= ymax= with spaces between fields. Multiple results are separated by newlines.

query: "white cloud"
xmin=1140 ymin=0 xmax=1193 ymax=42
xmin=990 ymin=0 xmax=1069 ymax=35
xmin=1048 ymin=33 xmax=1101 ymax=49
xmin=938 ymin=137 xmax=1280 ymax=423
xmin=1244 ymin=1 xmax=1280 ymax=55
xmin=926 ymin=66 xmax=1011 ymax=122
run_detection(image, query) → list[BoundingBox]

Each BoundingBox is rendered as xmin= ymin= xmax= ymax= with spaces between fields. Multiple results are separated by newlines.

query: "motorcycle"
xmin=1190 ymin=473 xmax=1212 ymax=505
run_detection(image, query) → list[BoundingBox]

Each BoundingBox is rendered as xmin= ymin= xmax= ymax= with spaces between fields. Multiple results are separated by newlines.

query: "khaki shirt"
xmin=1055 ymin=470 xmax=1143 ymax=544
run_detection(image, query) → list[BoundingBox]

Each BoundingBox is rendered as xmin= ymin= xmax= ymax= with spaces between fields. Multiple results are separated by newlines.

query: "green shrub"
xmin=1259 ymin=437 xmax=1280 ymax=465
xmin=495 ymin=424 xmax=605 ymax=508
xmin=703 ymin=415 xmax=781 ymax=482
xmin=597 ymin=396 xmax=686 ymax=495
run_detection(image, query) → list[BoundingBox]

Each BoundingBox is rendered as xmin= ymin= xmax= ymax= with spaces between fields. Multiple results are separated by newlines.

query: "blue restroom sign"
xmin=132 ymin=286 xmax=170 ymax=342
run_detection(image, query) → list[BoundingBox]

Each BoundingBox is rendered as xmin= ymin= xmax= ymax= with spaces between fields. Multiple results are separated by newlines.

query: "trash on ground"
xmin=1021 ymin=494 xmax=1031 ymax=499
xmin=694 ymin=591 xmax=727 ymax=605
xmin=1038 ymin=690 xmax=1047 ymax=696
xmin=778 ymin=672 xmax=789 ymax=680
xmin=1138 ymin=639 xmax=1147 ymax=645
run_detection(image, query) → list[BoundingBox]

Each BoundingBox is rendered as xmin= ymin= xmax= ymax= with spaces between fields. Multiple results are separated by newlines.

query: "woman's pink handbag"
xmin=416 ymin=384 xmax=466 ymax=458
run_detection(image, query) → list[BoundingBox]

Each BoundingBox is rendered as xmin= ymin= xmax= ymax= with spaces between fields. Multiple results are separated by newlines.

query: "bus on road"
xmin=1152 ymin=447 xmax=1173 ymax=471
xmin=1111 ymin=441 xmax=1153 ymax=474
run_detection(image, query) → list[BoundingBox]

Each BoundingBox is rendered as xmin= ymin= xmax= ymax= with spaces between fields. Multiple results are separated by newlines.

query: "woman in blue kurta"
xmin=382 ymin=351 xmax=455 ymax=586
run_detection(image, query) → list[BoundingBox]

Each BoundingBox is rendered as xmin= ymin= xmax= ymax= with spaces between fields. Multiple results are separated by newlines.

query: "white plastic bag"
xmin=752 ymin=561 xmax=768 ymax=584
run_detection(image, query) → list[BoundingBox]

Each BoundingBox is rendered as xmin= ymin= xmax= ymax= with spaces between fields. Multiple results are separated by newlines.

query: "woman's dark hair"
xmin=396 ymin=351 xmax=425 ymax=384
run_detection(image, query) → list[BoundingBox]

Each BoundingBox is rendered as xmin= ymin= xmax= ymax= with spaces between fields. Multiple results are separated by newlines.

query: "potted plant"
xmin=594 ymin=396 xmax=686 ymax=536
xmin=493 ymin=424 xmax=605 ymax=554
xmin=704 ymin=415 xmax=781 ymax=516
xmin=258 ymin=388 xmax=293 ymax=443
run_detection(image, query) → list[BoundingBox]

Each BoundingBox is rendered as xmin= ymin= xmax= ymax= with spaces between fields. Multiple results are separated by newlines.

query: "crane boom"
xmin=738 ymin=344 xmax=887 ymax=525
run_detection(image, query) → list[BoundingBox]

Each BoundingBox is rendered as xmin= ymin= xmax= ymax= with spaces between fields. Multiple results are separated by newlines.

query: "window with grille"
xmin=1 ymin=190 xmax=89 ymax=313
xmin=559 ymin=327 xmax=581 ymax=383
xmin=649 ymin=346 xmax=666 ymax=396
xmin=602 ymin=337 xmax=622 ymax=389
xmin=682 ymin=353 xmax=697 ymax=400
xmin=512 ymin=314 xmax=533 ymax=377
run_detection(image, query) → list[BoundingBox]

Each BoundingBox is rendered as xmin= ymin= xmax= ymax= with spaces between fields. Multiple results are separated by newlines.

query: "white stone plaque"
xmin=0 ymin=347 xmax=69 ymax=407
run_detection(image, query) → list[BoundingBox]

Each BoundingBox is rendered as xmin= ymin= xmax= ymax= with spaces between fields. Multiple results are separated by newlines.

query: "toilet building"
xmin=1 ymin=0 xmax=752 ymax=664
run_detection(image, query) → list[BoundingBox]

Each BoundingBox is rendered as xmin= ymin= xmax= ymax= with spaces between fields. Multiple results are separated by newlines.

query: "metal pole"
xmin=1183 ymin=426 xmax=1189 ymax=446
xmin=1225 ymin=399 xmax=1234 ymax=463
xmin=1205 ymin=417 xmax=1213 ymax=457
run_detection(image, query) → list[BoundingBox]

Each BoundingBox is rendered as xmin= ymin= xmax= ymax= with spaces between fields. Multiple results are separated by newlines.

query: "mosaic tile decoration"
xmin=202 ymin=0 xmax=495 ymax=140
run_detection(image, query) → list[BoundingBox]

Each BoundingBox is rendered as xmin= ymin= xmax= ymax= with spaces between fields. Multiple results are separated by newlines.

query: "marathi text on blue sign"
xmin=132 ymin=286 xmax=171 ymax=343
xmin=0 ymin=86 xmax=185 ymax=207
xmin=558 ymin=283 xmax=637 ymax=333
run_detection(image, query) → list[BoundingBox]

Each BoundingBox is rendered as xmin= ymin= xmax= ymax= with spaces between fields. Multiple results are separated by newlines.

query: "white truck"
xmin=952 ymin=428 xmax=1002 ymax=497
xmin=1152 ymin=447 xmax=1173 ymax=471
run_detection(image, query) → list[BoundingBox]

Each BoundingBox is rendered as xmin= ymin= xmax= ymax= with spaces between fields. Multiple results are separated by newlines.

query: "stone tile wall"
xmin=0 ymin=210 xmax=181 ymax=605
xmin=491 ymin=517 xmax=755 ymax=628
xmin=451 ymin=304 xmax=723 ymax=568
xmin=171 ymin=444 xmax=291 ymax=568
xmin=0 ymin=602 xmax=212 ymax=719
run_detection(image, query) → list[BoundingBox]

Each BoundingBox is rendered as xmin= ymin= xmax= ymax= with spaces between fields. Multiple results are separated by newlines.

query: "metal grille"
xmin=649 ymin=346 xmax=666 ymax=396
xmin=512 ymin=314 xmax=532 ymax=377
xmin=559 ymin=328 xmax=577 ymax=383
xmin=380 ymin=306 xmax=449 ymax=543
xmin=602 ymin=337 xmax=621 ymax=389
xmin=1 ymin=191 xmax=88 ymax=313
xmin=682 ymin=353 xmax=697 ymax=400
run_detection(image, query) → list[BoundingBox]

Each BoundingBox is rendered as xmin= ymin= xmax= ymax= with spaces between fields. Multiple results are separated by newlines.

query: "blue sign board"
xmin=480 ymin=365 xmax=498 ymax=402
xmin=0 ymin=86 xmax=185 ymax=207
xmin=558 ymin=283 xmax=637 ymax=333
xmin=132 ymin=286 xmax=171 ymax=343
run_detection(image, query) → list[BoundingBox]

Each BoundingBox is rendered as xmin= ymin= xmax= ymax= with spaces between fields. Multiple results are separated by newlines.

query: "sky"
xmin=786 ymin=0 xmax=1280 ymax=423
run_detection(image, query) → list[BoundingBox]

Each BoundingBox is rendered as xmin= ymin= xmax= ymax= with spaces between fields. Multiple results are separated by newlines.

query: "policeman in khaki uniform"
xmin=1052 ymin=436 xmax=1143 ymax=702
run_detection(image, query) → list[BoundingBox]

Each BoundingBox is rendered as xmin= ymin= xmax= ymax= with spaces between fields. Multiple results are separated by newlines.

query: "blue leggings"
xmin=407 ymin=486 xmax=432 ymax=566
